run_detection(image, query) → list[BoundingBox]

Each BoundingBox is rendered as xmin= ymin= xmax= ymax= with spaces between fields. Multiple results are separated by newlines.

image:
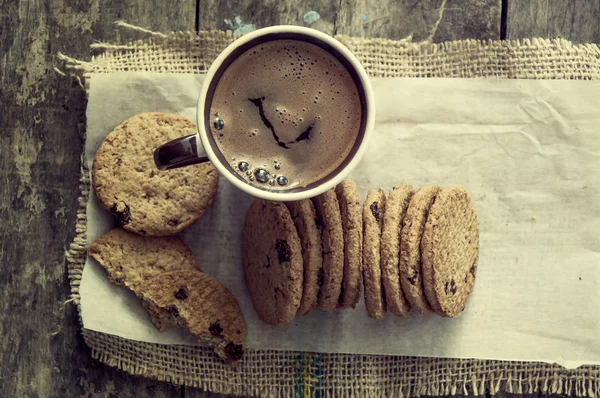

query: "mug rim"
xmin=197 ymin=25 xmax=375 ymax=201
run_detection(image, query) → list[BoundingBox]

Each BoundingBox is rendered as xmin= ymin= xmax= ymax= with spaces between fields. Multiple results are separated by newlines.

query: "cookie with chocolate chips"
xmin=88 ymin=227 xmax=201 ymax=330
xmin=243 ymin=199 xmax=303 ymax=326
xmin=142 ymin=270 xmax=246 ymax=364
xmin=362 ymin=189 xmax=386 ymax=319
xmin=311 ymin=189 xmax=345 ymax=311
xmin=399 ymin=186 xmax=441 ymax=313
xmin=334 ymin=180 xmax=363 ymax=309
xmin=92 ymin=112 xmax=219 ymax=236
xmin=286 ymin=199 xmax=323 ymax=316
xmin=381 ymin=184 xmax=414 ymax=318
xmin=421 ymin=186 xmax=479 ymax=317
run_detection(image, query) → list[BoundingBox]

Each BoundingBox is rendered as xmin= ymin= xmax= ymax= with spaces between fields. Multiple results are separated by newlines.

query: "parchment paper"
xmin=81 ymin=72 xmax=600 ymax=368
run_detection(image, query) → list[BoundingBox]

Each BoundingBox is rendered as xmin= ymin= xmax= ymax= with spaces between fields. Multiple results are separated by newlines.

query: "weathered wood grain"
xmin=197 ymin=0 xmax=340 ymax=35
xmin=0 ymin=0 xmax=193 ymax=396
xmin=93 ymin=0 xmax=197 ymax=43
xmin=336 ymin=0 xmax=501 ymax=42
xmin=197 ymin=0 xmax=502 ymax=42
xmin=507 ymin=0 xmax=600 ymax=44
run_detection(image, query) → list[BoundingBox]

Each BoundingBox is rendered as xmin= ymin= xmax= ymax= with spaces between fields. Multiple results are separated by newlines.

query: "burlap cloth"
xmin=62 ymin=28 xmax=600 ymax=397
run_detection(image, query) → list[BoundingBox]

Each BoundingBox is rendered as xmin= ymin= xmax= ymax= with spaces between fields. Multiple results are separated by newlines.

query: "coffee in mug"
xmin=155 ymin=26 xmax=374 ymax=201
xmin=208 ymin=39 xmax=362 ymax=190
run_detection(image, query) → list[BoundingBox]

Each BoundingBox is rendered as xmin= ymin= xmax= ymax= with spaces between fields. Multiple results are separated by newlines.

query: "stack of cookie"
xmin=89 ymin=112 xmax=246 ymax=363
xmin=367 ymin=185 xmax=479 ymax=319
xmin=243 ymin=181 xmax=479 ymax=325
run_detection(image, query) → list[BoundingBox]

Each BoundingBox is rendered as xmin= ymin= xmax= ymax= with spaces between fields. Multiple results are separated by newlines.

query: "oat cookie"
xmin=88 ymin=227 xmax=201 ymax=329
xmin=92 ymin=112 xmax=219 ymax=236
xmin=421 ymin=186 xmax=479 ymax=317
xmin=334 ymin=180 xmax=363 ymax=309
xmin=243 ymin=199 xmax=303 ymax=325
xmin=399 ymin=186 xmax=441 ymax=313
xmin=142 ymin=270 xmax=246 ymax=364
xmin=381 ymin=184 xmax=414 ymax=318
xmin=88 ymin=228 xmax=200 ymax=292
xmin=362 ymin=189 xmax=386 ymax=319
xmin=311 ymin=189 xmax=345 ymax=311
xmin=286 ymin=199 xmax=323 ymax=316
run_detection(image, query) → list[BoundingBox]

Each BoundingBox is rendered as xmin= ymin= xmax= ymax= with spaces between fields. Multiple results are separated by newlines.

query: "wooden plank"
xmin=507 ymin=0 xmax=600 ymax=44
xmin=197 ymin=0 xmax=501 ymax=41
xmin=0 ymin=0 xmax=194 ymax=396
xmin=197 ymin=0 xmax=341 ymax=35
xmin=336 ymin=0 xmax=502 ymax=42
xmin=92 ymin=0 xmax=197 ymax=43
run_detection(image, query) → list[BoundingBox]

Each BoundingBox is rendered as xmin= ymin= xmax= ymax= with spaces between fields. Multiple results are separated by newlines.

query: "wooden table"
xmin=1 ymin=1 xmax=598 ymax=397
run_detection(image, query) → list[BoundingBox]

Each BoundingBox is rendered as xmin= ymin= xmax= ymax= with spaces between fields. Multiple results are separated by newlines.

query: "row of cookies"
xmin=242 ymin=181 xmax=363 ymax=326
xmin=88 ymin=228 xmax=246 ymax=363
xmin=242 ymin=181 xmax=479 ymax=326
xmin=366 ymin=184 xmax=479 ymax=319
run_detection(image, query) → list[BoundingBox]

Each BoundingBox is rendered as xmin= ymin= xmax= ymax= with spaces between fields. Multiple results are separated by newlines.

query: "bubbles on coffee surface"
xmin=231 ymin=158 xmax=288 ymax=187
xmin=213 ymin=116 xmax=225 ymax=130
xmin=238 ymin=161 xmax=249 ymax=172
xmin=254 ymin=168 xmax=270 ymax=183
xmin=277 ymin=176 xmax=289 ymax=186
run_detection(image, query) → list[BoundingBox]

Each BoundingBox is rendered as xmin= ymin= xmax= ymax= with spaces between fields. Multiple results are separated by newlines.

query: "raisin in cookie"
xmin=335 ymin=180 xmax=363 ymax=309
xmin=311 ymin=189 xmax=345 ymax=311
xmin=243 ymin=199 xmax=303 ymax=325
xmin=399 ymin=186 xmax=441 ymax=313
xmin=92 ymin=112 xmax=219 ymax=236
xmin=381 ymin=184 xmax=414 ymax=318
xmin=142 ymin=270 xmax=246 ymax=364
xmin=362 ymin=189 xmax=386 ymax=319
xmin=421 ymin=186 xmax=479 ymax=317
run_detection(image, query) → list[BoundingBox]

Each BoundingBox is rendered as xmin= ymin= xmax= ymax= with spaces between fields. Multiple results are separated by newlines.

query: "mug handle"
xmin=154 ymin=133 xmax=209 ymax=170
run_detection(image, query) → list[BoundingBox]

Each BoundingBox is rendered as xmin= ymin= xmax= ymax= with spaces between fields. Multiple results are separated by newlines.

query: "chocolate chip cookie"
xmin=142 ymin=270 xmax=246 ymax=364
xmin=362 ymin=189 xmax=386 ymax=319
xmin=243 ymin=199 xmax=303 ymax=325
xmin=335 ymin=180 xmax=363 ymax=309
xmin=381 ymin=184 xmax=414 ymax=318
xmin=421 ymin=186 xmax=479 ymax=317
xmin=286 ymin=199 xmax=323 ymax=316
xmin=92 ymin=112 xmax=219 ymax=236
xmin=311 ymin=189 xmax=345 ymax=311
xmin=399 ymin=186 xmax=441 ymax=313
xmin=88 ymin=227 xmax=202 ymax=330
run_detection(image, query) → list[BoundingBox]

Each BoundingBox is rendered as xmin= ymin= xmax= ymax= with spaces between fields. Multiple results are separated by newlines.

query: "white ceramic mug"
xmin=154 ymin=26 xmax=375 ymax=201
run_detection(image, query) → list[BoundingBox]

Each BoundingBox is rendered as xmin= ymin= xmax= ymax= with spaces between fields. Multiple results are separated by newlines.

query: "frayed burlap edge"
xmin=62 ymin=25 xmax=600 ymax=398
xmin=57 ymin=29 xmax=600 ymax=80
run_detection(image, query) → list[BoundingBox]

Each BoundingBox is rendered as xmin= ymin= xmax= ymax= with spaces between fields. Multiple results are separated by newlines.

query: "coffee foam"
xmin=210 ymin=39 xmax=362 ymax=190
